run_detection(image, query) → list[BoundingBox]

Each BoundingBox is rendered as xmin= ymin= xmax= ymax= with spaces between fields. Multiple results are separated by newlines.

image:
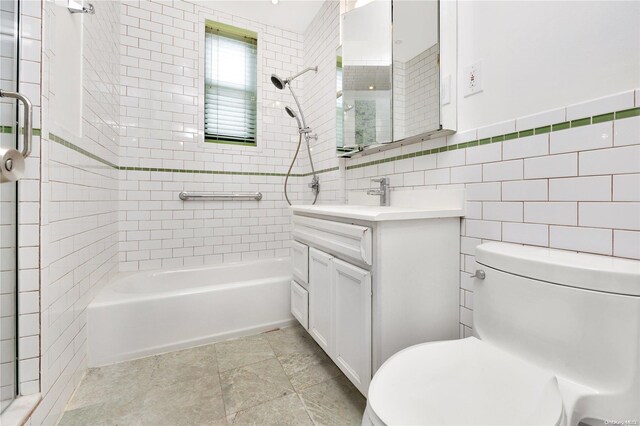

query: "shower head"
xmin=285 ymin=106 xmax=303 ymax=130
xmin=270 ymin=66 xmax=319 ymax=90
xmin=285 ymin=106 xmax=296 ymax=118
xmin=271 ymin=74 xmax=286 ymax=90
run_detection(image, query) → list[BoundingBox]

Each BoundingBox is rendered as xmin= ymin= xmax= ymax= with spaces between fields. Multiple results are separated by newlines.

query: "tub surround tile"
xmin=614 ymin=230 xmax=640 ymax=259
xmin=298 ymin=375 xmax=366 ymax=426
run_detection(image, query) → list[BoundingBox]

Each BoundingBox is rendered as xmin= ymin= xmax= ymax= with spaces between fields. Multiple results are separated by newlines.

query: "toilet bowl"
xmin=364 ymin=242 xmax=640 ymax=426
xmin=364 ymin=338 xmax=566 ymax=426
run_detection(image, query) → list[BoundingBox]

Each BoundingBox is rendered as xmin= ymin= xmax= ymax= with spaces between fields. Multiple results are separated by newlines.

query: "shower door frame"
xmin=0 ymin=0 xmax=21 ymax=414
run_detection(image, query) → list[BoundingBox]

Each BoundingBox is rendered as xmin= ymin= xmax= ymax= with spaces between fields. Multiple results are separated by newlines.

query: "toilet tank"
xmin=473 ymin=242 xmax=640 ymax=392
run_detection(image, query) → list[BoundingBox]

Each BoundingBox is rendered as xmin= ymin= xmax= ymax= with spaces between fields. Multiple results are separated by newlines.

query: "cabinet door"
xmin=291 ymin=240 xmax=309 ymax=285
xmin=308 ymin=248 xmax=334 ymax=354
xmin=290 ymin=281 xmax=309 ymax=329
xmin=332 ymin=258 xmax=372 ymax=394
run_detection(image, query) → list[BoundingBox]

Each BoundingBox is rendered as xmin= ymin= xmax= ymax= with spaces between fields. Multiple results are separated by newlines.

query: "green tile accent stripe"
xmin=48 ymin=132 xmax=337 ymax=178
xmin=552 ymin=122 xmax=570 ymax=132
xmin=592 ymin=112 xmax=614 ymax=124
xmin=50 ymin=133 xmax=119 ymax=169
xmin=0 ymin=126 xmax=42 ymax=135
xmin=616 ymin=107 xmax=640 ymax=120
xmin=346 ymin=105 xmax=640 ymax=171
xmin=570 ymin=117 xmax=591 ymax=128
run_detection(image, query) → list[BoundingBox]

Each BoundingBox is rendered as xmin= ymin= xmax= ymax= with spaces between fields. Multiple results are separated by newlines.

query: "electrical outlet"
xmin=463 ymin=62 xmax=482 ymax=97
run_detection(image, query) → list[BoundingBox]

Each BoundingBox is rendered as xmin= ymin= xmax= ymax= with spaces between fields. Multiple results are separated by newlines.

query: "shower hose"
xmin=284 ymin=132 xmax=318 ymax=206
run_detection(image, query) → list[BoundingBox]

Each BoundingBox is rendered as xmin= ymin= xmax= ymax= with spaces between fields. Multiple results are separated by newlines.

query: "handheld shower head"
xmin=285 ymin=106 xmax=303 ymax=130
xmin=270 ymin=74 xmax=286 ymax=90
xmin=285 ymin=106 xmax=296 ymax=118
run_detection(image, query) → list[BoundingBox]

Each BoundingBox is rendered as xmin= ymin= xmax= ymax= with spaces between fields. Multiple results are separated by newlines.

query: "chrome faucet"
xmin=367 ymin=177 xmax=390 ymax=206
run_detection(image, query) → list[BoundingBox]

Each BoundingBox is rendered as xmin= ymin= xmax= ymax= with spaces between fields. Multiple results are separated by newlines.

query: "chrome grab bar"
xmin=179 ymin=191 xmax=263 ymax=201
xmin=0 ymin=90 xmax=33 ymax=158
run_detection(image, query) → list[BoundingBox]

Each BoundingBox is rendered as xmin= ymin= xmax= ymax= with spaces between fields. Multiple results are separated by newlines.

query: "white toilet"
xmin=364 ymin=242 xmax=640 ymax=426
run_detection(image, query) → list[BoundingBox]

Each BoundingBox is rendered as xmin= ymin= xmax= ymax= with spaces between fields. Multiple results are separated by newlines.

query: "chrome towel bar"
xmin=179 ymin=191 xmax=263 ymax=201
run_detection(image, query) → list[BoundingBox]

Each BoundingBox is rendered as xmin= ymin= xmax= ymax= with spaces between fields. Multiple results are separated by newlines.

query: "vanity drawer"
xmin=290 ymin=280 xmax=309 ymax=329
xmin=292 ymin=215 xmax=372 ymax=266
xmin=291 ymin=240 xmax=309 ymax=285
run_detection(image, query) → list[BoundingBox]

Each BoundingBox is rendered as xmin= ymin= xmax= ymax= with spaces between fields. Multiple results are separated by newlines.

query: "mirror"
xmin=337 ymin=0 xmax=456 ymax=156
xmin=338 ymin=0 xmax=392 ymax=152
xmin=393 ymin=0 xmax=439 ymax=141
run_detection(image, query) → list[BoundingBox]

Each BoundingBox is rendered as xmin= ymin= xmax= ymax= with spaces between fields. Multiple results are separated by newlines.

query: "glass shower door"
xmin=0 ymin=0 xmax=19 ymax=413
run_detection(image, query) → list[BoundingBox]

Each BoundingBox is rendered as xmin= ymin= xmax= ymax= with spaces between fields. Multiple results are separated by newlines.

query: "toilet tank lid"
xmin=476 ymin=242 xmax=640 ymax=296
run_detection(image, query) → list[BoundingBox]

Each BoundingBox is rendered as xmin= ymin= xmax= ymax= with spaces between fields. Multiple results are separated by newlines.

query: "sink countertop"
xmin=290 ymin=204 xmax=464 ymax=222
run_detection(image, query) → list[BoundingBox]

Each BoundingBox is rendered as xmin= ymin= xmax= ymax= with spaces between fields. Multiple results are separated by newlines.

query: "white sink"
xmin=290 ymin=189 xmax=465 ymax=222
xmin=290 ymin=204 xmax=464 ymax=221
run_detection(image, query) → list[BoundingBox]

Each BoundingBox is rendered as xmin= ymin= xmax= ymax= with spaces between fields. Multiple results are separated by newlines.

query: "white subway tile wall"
xmin=0 ymin=0 xmax=42 ymax=405
xmin=296 ymin=0 xmax=343 ymax=205
xmin=32 ymin=1 xmax=121 ymax=424
xmin=9 ymin=0 xmax=639 ymax=422
xmin=116 ymin=1 xmax=325 ymax=270
xmin=346 ymin=90 xmax=640 ymax=337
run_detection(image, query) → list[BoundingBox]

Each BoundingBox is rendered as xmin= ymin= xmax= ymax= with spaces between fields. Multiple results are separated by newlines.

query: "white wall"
xmin=345 ymin=0 xmax=640 ymax=337
xmin=457 ymin=0 xmax=640 ymax=130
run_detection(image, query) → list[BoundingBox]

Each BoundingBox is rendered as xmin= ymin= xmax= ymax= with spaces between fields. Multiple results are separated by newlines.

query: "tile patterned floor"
xmin=58 ymin=325 xmax=366 ymax=426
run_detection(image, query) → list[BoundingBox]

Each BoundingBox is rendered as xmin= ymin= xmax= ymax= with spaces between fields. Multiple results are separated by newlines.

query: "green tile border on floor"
xmin=346 ymin=106 xmax=640 ymax=171
xmin=49 ymin=132 xmax=338 ymax=178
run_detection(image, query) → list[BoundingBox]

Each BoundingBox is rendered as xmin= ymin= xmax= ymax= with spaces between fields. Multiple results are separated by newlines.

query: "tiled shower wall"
xmin=0 ymin=0 xmax=41 ymax=406
xmin=34 ymin=1 xmax=121 ymax=423
xmin=117 ymin=1 xmax=306 ymax=270
xmin=296 ymin=0 xmax=344 ymax=205
xmin=345 ymin=90 xmax=640 ymax=337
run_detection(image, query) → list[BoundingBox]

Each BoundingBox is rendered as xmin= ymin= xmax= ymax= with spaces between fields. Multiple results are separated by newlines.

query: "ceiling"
xmin=206 ymin=1 xmax=325 ymax=34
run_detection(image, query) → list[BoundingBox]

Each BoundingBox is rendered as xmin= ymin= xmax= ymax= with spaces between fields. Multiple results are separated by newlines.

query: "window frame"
xmin=202 ymin=20 xmax=259 ymax=147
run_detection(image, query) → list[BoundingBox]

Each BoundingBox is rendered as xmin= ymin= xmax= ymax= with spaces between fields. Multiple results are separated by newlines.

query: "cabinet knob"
xmin=470 ymin=270 xmax=486 ymax=280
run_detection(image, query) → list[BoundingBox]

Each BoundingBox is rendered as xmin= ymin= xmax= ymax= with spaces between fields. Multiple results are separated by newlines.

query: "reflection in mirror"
xmin=336 ymin=49 xmax=346 ymax=152
xmin=393 ymin=0 xmax=440 ymax=141
xmin=339 ymin=0 xmax=392 ymax=153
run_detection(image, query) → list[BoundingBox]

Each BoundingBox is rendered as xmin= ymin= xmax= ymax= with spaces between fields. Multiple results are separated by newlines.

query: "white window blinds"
xmin=205 ymin=23 xmax=257 ymax=145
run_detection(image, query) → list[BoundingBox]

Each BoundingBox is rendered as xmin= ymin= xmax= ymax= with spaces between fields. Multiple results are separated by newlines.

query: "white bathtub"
xmin=87 ymin=258 xmax=294 ymax=367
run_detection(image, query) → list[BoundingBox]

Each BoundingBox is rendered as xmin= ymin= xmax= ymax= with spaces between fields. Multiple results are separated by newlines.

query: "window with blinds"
xmin=204 ymin=21 xmax=257 ymax=146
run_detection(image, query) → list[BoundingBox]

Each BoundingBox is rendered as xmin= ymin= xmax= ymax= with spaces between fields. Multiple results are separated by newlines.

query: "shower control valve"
xmin=308 ymin=176 xmax=320 ymax=194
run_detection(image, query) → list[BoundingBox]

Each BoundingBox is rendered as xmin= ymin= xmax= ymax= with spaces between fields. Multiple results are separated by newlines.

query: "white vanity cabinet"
xmin=289 ymin=202 xmax=462 ymax=396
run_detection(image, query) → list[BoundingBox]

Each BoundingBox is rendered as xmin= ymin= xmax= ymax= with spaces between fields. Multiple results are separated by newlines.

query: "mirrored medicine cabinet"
xmin=336 ymin=0 xmax=457 ymax=157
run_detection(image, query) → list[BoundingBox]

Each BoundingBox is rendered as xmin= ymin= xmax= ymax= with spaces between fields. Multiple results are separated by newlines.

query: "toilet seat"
xmin=366 ymin=337 xmax=566 ymax=426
